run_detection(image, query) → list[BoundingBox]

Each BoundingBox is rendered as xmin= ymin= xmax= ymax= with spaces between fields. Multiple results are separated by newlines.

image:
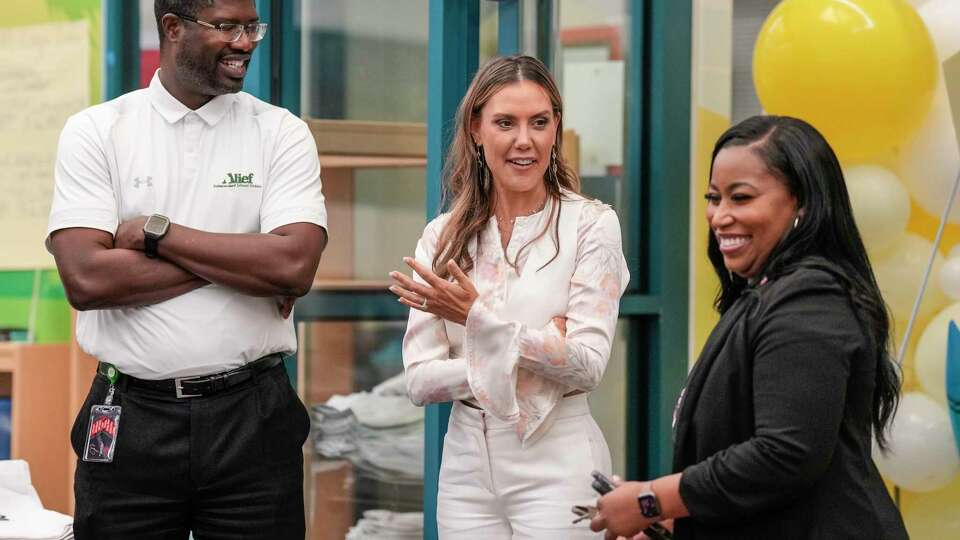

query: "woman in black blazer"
xmin=591 ymin=115 xmax=907 ymax=539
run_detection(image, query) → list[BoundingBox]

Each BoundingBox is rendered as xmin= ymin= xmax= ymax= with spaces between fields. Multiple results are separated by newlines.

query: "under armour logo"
xmin=133 ymin=176 xmax=153 ymax=188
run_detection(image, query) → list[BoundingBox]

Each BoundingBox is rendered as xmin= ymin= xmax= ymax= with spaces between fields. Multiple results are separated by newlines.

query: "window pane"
xmin=300 ymin=1 xmax=428 ymax=286
xmin=351 ymin=168 xmax=426 ymax=281
xmin=591 ymin=319 xmax=629 ymax=475
xmin=557 ymin=0 xmax=628 ymax=210
xmin=301 ymin=1 xmax=428 ymax=122
xmin=480 ymin=0 xmax=499 ymax=62
xmin=301 ymin=320 xmax=422 ymax=540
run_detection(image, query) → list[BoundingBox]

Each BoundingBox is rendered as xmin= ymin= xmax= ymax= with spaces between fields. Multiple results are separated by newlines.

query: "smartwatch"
xmin=637 ymin=489 xmax=662 ymax=519
xmin=142 ymin=214 xmax=170 ymax=259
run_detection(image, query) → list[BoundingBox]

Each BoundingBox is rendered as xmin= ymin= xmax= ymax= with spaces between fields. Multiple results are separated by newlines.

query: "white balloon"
xmin=915 ymin=302 xmax=960 ymax=404
xmin=872 ymin=233 xmax=948 ymax=328
xmin=941 ymin=257 xmax=960 ymax=299
xmin=873 ymin=392 xmax=960 ymax=492
xmin=844 ymin=165 xmax=911 ymax=254
xmin=899 ymin=77 xmax=960 ymax=223
xmin=918 ymin=0 xmax=960 ymax=60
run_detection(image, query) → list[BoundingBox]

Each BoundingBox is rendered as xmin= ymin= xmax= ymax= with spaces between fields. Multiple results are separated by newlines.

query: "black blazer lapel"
xmin=671 ymin=292 xmax=757 ymax=471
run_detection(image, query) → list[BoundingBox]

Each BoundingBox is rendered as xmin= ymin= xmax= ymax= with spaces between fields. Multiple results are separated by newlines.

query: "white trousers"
xmin=437 ymin=394 xmax=611 ymax=539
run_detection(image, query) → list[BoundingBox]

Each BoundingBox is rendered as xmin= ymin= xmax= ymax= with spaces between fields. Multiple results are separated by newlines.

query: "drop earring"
xmin=476 ymin=144 xmax=489 ymax=191
xmin=550 ymin=146 xmax=560 ymax=187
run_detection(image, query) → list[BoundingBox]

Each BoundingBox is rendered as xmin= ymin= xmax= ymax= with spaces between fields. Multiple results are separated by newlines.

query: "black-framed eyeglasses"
xmin=170 ymin=12 xmax=268 ymax=43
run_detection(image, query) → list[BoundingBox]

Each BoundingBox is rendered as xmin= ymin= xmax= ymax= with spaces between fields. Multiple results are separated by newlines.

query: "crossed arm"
xmin=50 ymin=219 xmax=326 ymax=311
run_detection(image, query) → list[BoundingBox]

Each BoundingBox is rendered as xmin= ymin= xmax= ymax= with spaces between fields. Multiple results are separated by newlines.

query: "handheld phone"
xmin=590 ymin=471 xmax=674 ymax=540
xmin=591 ymin=470 xmax=616 ymax=494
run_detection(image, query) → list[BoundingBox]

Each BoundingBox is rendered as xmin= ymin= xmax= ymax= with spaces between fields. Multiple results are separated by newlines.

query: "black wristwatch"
xmin=637 ymin=489 xmax=662 ymax=519
xmin=142 ymin=214 xmax=170 ymax=258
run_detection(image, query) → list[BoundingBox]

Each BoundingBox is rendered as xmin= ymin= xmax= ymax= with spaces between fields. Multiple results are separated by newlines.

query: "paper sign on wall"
xmin=0 ymin=21 xmax=89 ymax=269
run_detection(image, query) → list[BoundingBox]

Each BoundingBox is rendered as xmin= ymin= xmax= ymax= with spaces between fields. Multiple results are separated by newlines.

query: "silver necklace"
xmin=498 ymin=197 xmax=549 ymax=229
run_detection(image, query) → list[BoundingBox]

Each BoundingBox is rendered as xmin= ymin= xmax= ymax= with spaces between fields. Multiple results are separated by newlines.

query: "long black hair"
xmin=707 ymin=115 xmax=900 ymax=450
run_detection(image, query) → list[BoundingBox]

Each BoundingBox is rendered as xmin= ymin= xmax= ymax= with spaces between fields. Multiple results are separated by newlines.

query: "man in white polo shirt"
xmin=46 ymin=1 xmax=326 ymax=538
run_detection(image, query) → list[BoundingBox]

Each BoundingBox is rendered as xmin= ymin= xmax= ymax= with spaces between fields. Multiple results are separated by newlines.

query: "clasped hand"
xmin=389 ymin=257 xmax=478 ymax=326
xmin=591 ymin=478 xmax=670 ymax=540
xmin=114 ymin=216 xmax=149 ymax=251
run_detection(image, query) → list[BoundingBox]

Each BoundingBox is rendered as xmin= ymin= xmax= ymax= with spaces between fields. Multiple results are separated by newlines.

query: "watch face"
xmin=144 ymin=215 xmax=169 ymax=236
xmin=638 ymin=492 xmax=661 ymax=519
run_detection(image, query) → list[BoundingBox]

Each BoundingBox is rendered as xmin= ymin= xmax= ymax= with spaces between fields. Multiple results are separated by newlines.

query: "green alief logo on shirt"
xmin=215 ymin=172 xmax=261 ymax=188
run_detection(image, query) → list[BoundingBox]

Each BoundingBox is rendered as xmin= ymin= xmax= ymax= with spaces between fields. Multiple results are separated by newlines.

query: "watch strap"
xmin=144 ymin=234 xmax=160 ymax=258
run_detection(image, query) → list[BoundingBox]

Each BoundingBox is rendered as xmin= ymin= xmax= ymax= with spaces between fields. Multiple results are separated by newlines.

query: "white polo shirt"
xmin=47 ymin=71 xmax=327 ymax=379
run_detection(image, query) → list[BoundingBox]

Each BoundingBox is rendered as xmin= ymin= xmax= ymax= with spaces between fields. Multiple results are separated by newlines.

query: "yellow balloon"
xmin=754 ymin=0 xmax=938 ymax=162
xmin=901 ymin=473 xmax=960 ymax=538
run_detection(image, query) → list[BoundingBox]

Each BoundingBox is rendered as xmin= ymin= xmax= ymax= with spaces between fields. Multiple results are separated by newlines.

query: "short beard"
xmin=174 ymin=45 xmax=243 ymax=97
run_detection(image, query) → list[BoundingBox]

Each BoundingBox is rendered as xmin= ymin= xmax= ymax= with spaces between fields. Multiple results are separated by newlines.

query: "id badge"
xmin=82 ymin=404 xmax=121 ymax=463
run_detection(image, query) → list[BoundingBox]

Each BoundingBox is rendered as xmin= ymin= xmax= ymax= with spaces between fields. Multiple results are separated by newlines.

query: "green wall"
xmin=0 ymin=271 xmax=69 ymax=343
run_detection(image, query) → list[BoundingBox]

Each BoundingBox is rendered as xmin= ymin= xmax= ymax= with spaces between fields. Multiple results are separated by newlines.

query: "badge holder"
xmin=82 ymin=364 xmax=122 ymax=463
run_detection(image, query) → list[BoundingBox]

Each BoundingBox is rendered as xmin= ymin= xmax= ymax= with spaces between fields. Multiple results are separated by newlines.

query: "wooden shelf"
xmin=308 ymin=119 xmax=426 ymax=158
xmin=319 ymin=155 xmax=426 ymax=169
xmin=0 ymin=342 xmax=71 ymax=514
xmin=311 ymin=279 xmax=392 ymax=291
xmin=0 ymin=350 xmax=15 ymax=372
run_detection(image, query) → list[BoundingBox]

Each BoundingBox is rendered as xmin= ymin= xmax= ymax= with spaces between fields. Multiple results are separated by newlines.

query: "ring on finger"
xmin=420 ymin=296 xmax=428 ymax=309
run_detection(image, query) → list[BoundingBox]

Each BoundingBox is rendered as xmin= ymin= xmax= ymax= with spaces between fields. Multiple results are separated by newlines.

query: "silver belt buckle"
xmin=174 ymin=376 xmax=203 ymax=399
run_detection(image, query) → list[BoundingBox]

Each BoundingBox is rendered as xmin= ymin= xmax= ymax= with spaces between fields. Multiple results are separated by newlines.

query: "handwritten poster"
xmin=0 ymin=20 xmax=89 ymax=268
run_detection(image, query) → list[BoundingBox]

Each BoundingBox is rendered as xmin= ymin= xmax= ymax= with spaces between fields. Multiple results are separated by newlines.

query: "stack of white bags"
xmin=345 ymin=510 xmax=422 ymax=540
xmin=0 ymin=460 xmax=72 ymax=540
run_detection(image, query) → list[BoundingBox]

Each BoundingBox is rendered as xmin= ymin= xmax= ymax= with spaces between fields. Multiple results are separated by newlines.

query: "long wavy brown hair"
xmin=432 ymin=55 xmax=581 ymax=279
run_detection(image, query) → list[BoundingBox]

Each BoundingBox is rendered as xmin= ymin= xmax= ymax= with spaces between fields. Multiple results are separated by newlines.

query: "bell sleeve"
xmin=401 ymin=217 xmax=474 ymax=406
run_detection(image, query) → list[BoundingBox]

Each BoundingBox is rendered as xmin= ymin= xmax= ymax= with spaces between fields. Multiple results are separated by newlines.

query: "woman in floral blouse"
xmin=389 ymin=55 xmax=629 ymax=538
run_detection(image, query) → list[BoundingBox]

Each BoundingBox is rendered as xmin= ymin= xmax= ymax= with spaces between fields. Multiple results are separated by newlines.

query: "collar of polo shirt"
xmin=149 ymin=69 xmax=236 ymax=126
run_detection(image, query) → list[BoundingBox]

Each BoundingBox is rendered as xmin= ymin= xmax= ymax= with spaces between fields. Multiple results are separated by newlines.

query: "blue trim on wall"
xmin=647 ymin=0 xmax=693 ymax=476
xmin=609 ymin=0 xmax=692 ymax=481
xmin=103 ymin=0 xmax=139 ymax=100
xmin=295 ymin=291 xmax=409 ymax=321
xmin=426 ymin=1 xmax=480 ymax=219
xmin=278 ymin=0 xmax=301 ymax=115
xmin=624 ymin=0 xmax=646 ymax=294
xmin=497 ymin=0 xmax=521 ymax=55
xmin=536 ymin=0 xmax=553 ymax=68
xmin=240 ymin=0 xmax=299 ymax=113
xmin=243 ymin=0 xmax=272 ymax=102
xmin=621 ymin=0 xmax=648 ymax=480
xmin=424 ymin=1 xmax=479 ymax=538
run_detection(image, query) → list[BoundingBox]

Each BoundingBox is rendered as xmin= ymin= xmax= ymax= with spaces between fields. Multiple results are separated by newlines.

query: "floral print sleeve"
xmin=401 ymin=216 xmax=474 ymax=406
xmin=516 ymin=206 xmax=628 ymax=388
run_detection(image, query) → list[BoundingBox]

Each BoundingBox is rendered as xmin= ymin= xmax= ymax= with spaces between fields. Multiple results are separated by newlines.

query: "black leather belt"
xmin=97 ymin=354 xmax=284 ymax=399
